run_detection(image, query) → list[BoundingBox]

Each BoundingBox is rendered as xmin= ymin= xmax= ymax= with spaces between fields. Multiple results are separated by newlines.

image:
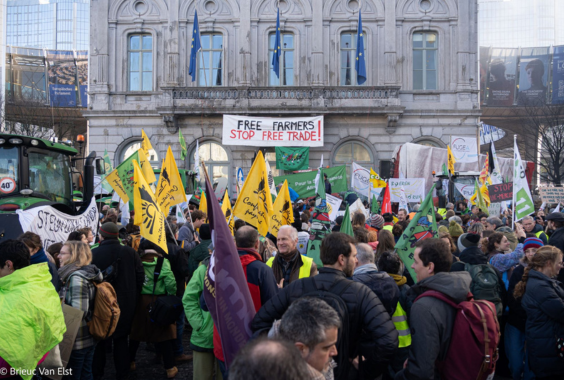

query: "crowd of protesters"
xmin=1 ymin=195 xmax=563 ymax=380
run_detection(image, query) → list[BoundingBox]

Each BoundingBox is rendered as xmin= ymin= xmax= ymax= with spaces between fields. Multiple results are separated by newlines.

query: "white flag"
xmin=194 ymin=140 xmax=200 ymax=181
xmin=351 ymin=162 xmax=370 ymax=197
xmin=553 ymin=203 xmax=561 ymax=213
xmin=175 ymin=201 xmax=188 ymax=224
xmin=325 ymin=193 xmax=343 ymax=221
xmin=399 ymin=186 xmax=409 ymax=212
xmin=265 ymin=157 xmax=277 ymax=197
xmin=120 ymin=199 xmax=130 ymax=226
xmin=513 ymin=136 xmax=534 ymax=222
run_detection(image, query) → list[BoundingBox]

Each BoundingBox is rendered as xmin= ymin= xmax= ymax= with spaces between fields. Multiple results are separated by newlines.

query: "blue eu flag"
xmin=355 ymin=10 xmax=366 ymax=85
xmin=272 ymin=8 xmax=282 ymax=79
xmin=189 ymin=11 xmax=201 ymax=82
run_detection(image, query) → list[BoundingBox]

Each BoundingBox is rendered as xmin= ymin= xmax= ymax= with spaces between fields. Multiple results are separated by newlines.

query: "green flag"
xmin=442 ymin=163 xmax=448 ymax=176
xmin=274 ymin=165 xmax=347 ymax=198
xmin=100 ymin=149 xmax=114 ymax=193
xmin=179 ymin=130 xmax=187 ymax=161
xmin=275 ymin=147 xmax=309 ymax=170
xmin=371 ymin=194 xmax=380 ymax=214
xmin=306 ymin=207 xmax=331 ymax=267
xmin=340 ymin=204 xmax=354 ymax=237
xmin=513 ymin=137 xmax=534 ymax=221
xmin=395 ymin=184 xmax=438 ymax=283
xmin=105 ymin=150 xmax=156 ymax=203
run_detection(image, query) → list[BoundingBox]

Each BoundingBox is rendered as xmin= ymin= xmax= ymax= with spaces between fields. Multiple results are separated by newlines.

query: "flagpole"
xmin=512 ymin=134 xmax=516 ymax=231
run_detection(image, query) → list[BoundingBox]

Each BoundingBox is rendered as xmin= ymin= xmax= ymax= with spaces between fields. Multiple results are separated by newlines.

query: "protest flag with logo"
xmin=381 ymin=182 xmax=392 ymax=214
xmin=133 ymin=160 xmax=168 ymax=254
xmin=275 ymin=147 xmax=309 ymax=170
xmin=179 ymin=130 xmax=187 ymax=161
xmin=201 ymin=166 xmax=256 ymax=369
xmin=233 ymin=151 xmax=274 ymax=236
xmin=371 ymin=194 xmax=380 ymax=214
xmin=221 ymin=190 xmax=234 ymax=235
xmin=105 ymin=149 xmax=155 ymax=203
xmin=156 ymin=146 xmax=187 ymax=212
xmin=269 ymin=180 xmax=294 ymax=237
xmin=395 ymin=184 xmax=437 ymax=283
xmin=447 ymin=145 xmax=456 ymax=174
xmin=369 ymin=168 xmax=387 ymax=188
xmin=98 ymin=149 xmax=114 ymax=193
xmin=513 ymin=136 xmax=534 ymax=221
xmin=340 ymin=204 xmax=354 ymax=237
xmin=141 ymin=129 xmax=154 ymax=158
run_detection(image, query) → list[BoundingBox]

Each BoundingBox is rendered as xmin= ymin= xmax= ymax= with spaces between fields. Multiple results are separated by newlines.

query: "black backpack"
xmin=147 ymin=257 xmax=183 ymax=325
xmin=300 ymin=276 xmax=353 ymax=380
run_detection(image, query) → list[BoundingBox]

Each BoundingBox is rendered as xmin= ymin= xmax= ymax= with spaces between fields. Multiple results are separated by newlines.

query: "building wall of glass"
xmin=479 ymin=0 xmax=564 ymax=48
xmin=6 ymin=0 xmax=89 ymax=51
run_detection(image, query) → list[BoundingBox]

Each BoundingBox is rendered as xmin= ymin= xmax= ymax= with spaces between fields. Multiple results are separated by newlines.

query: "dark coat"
xmin=531 ymin=224 xmax=548 ymax=245
xmin=521 ymin=269 xmax=564 ymax=378
xmin=547 ymin=226 xmax=564 ymax=253
xmin=91 ymin=239 xmax=144 ymax=338
xmin=187 ymin=239 xmax=212 ymax=280
xmin=506 ymin=264 xmax=527 ymax=332
xmin=166 ymin=239 xmax=190 ymax=297
xmin=251 ymin=267 xmax=398 ymax=380
xmin=352 ymin=265 xmax=400 ymax=316
xmin=395 ymin=272 xmax=472 ymax=380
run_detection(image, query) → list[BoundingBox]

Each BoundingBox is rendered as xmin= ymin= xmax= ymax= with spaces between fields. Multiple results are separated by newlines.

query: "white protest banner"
xmin=454 ymin=183 xmax=476 ymax=201
xmin=349 ymin=198 xmax=369 ymax=219
xmin=297 ymin=231 xmax=310 ymax=255
xmin=223 ymin=115 xmax=324 ymax=147
xmin=389 ymin=178 xmax=426 ymax=202
xmin=16 ymin=197 xmax=99 ymax=249
xmin=351 ymin=162 xmax=370 ymax=197
xmin=450 ymin=136 xmax=478 ymax=163
xmin=539 ymin=187 xmax=564 ymax=204
xmin=325 ymin=194 xmax=343 ymax=221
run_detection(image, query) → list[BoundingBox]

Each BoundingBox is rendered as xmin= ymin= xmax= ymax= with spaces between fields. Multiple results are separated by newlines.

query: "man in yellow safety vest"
xmin=267 ymin=225 xmax=317 ymax=288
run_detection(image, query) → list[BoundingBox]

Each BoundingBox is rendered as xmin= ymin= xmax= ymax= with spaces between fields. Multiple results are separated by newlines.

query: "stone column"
xmin=311 ymin=0 xmax=324 ymax=86
xmin=238 ymin=0 xmax=251 ymax=85
xmin=384 ymin=0 xmax=397 ymax=85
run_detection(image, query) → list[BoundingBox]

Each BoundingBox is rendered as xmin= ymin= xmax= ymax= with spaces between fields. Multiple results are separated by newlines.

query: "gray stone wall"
xmin=85 ymin=0 xmax=481 ymax=196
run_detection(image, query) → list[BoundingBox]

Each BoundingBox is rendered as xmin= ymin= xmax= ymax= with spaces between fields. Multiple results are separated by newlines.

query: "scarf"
xmin=58 ymin=263 xmax=82 ymax=283
xmin=29 ymin=248 xmax=48 ymax=265
xmin=390 ymin=273 xmax=407 ymax=286
xmin=271 ymin=249 xmax=303 ymax=286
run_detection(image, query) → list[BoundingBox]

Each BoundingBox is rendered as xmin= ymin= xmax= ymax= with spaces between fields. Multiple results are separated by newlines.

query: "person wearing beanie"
xmin=448 ymin=220 xmax=464 ymax=243
xmin=332 ymin=215 xmax=344 ymax=232
xmin=369 ymin=214 xmax=385 ymax=232
xmin=91 ymin=222 xmax=145 ymax=379
xmin=505 ymin=236 xmax=544 ymax=380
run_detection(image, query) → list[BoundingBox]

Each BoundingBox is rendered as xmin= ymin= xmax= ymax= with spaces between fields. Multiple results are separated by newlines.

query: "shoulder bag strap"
xmin=151 ymin=257 xmax=165 ymax=299
xmin=330 ymin=277 xmax=354 ymax=297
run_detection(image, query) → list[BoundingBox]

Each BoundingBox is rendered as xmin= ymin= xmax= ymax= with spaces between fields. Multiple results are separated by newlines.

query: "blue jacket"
xmin=353 ymin=264 xmax=399 ymax=316
xmin=521 ymin=269 xmax=564 ymax=378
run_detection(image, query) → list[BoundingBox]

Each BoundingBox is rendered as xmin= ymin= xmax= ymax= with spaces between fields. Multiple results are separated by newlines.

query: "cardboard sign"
xmin=223 ymin=115 xmax=324 ymax=147
xmin=389 ymin=178 xmax=426 ymax=202
xmin=488 ymin=183 xmax=513 ymax=202
xmin=488 ymin=202 xmax=502 ymax=217
xmin=539 ymin=187 xmax=564 ymax=203
xmin=325 ymin=194 xmax=343 ymax=221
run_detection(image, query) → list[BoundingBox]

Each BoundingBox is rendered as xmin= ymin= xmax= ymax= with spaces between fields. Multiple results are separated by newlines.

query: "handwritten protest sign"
xmin=539 ymin=187 xmax=564 ymax=203
xmin=16 ymin=198 xmax=99 ymax=249
xmin=488 ymin=183 xmax=513 ymax=202
xmin=389 ymin=178 xmax=426 ymax=202
xmin=223 ymin=115 xmax=324 ymax=147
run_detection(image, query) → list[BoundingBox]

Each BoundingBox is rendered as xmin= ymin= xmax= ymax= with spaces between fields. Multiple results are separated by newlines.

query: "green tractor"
xmin=0 ymin=133 xmax=104 ymax=242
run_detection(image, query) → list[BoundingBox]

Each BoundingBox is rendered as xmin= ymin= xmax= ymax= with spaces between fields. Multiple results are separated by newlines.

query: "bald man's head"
xmin=235 ymin=225 xmax=259 ymax=248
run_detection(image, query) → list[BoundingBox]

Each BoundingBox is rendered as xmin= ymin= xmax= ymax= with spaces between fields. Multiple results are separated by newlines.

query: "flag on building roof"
xmin=188 ymin=11 xmax=201 ymax=82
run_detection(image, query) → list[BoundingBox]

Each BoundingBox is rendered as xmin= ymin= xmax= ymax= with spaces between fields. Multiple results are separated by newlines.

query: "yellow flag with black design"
xmin=141 ymin=129 xmax=154 ymax=159
xmin=156 ymin=146 xmax=187 ymax=212
xmin=105 ymin=149 xmax=156 ymax=203
xmin=269 ymin=180 xmax=294 ymax=238
xmin=233 ymin=151 xmax=274 ymax=236
xmin=133 ymin=160 xmax=168 ymax=254
xmin=447 ymin=145 xmax=456 ymax=174
xmin=221 ymin=190 xmax=234 ymax=235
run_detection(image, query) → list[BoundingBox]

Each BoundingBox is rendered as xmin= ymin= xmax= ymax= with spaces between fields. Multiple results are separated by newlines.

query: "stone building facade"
xmin=85 ymin=0 xmax=480 ymax=196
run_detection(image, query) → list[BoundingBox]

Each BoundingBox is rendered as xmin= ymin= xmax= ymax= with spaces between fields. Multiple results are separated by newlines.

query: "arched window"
xmin=118 ymin=138 xmax=159 ymax=166
xmin=412 ymin=136 xmax=445 ymax=148
xmin=190 ymin=141 xmax=229 ymax=189
xmin=333 ymin=141 xmax=373 ymax=177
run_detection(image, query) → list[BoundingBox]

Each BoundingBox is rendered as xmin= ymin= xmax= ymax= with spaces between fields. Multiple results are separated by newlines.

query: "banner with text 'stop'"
xmin=222 ymin=115 xmax=324 ymax=147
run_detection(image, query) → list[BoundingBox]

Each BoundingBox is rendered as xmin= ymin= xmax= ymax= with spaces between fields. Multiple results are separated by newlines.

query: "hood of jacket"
xmin=29 ymin=248 xmax=49 ymax=265
xmin=72 ymin=264 xmax=103 ymax=283
xmin=458 ymin=246 xmax=488 ymax=265
xmin=531 ymin=223 xmax=544 ymax=234
xmin=353 ymin=263 xmax=380 ymax=277
xmin=411 ymin=272 xmax=472 ymax=303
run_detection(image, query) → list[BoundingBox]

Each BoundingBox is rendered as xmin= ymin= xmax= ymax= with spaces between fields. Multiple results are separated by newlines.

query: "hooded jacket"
xmin=139 ymin=252 xmax=177 ymax=296
xmin=0 ymin=264 xmax=65 ymax=380
xmin=395 ymin=272 xmax=472 ymax=380
xmin=521 ymin=269 xmax=564 ymax=378
xmin=252 ymin=267 xmax=398 ymax=380
xmin=30 ymin=248 xmax=61 ymax=291
xmin=187 ymin=238 xmax=212 ymax=280
xmin=353 ymin=264 xmax=400 ymax=316
xmin=62 ymin=264 xmax=103 ymax=350
xmin=183 ymin=259 xmax=214 ymax=351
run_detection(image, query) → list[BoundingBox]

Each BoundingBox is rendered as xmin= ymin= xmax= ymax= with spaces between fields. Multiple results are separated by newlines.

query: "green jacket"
xmin=188 ymin=239 xmax=212 ymax=280
xmin=183 ymin=263 xmax=214 ymax=350
xmin=0 ymin=263 xmax=66 ymax=379
xmin=141 ymin=256 xmax=177 ymax=296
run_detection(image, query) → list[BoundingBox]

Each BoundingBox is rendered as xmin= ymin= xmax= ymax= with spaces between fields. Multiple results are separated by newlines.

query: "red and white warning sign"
xmin=0 ymin=177 xmax=17 ymax=194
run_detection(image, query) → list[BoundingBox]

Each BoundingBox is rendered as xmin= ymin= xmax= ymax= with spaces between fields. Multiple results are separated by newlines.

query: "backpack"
xmin=464 ymin=263 xmax=503 ymax=317
xmin=148 ymin=257 xmax=184 ymax=325
xmin=415 ymin=291 xmax=501 ymax=380
xmin=87 ymin=281 xmax=121 ymax=341
xmin=300 ymin=276 xmax=353 ymax=380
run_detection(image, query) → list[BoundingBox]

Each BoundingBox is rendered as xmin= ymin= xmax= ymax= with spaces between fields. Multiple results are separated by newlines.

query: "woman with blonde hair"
xmin=514 ymin=246 xmax=564 ymax=380
xmin=58 ymin=240 xmax=103 ymax=380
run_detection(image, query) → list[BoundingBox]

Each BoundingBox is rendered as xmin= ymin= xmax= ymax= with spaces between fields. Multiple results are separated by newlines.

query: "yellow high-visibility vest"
xmin=266 ymin=255 xmax=314 ymax=279
xmin=392 ymin=302 xmax=412 ymax=348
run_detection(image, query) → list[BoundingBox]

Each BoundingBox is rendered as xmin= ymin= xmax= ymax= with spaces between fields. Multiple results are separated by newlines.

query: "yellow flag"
xmin=447 ymin=145 xmax=456 ymax=174
xmin=269 ymin=180 xmax=294 ymax=238
xmin=233 ymin=151 xmax=274 ymax=236
xmin=370 ymin=168 xmax=387 ymax=188
xmin=156 ymin=146 xmax=187 ymax=212
xmin=199 ymin=189 xmax=207 ymax=216
xmin=105 ymin=149 xmax=155 ymax=203
xmin=141 ymin=130 xmax=155 ymax=159
xmin=138 ymin=149 xmax=157 ymax=184
xmin=133 ymin=160 xmax=168 ymax=254
xmin=221 ymin=190 xmax=234 ymax=235
xmin=480 ymin=182 xmax=491 ymax=207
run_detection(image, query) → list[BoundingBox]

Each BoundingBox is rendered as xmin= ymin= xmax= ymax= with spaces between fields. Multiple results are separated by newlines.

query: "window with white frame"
xmin=128 ymin=34 xmax=153 ymax=91
xmin=269 ymin=33 xmax=294 ymax=86
xmin=413 ymin=32 xmax=438 ymax=90
xmin=198 ymin=33 xmax=223 ymax=86
xmin=340 ymin=32 xmax=367 ymax=86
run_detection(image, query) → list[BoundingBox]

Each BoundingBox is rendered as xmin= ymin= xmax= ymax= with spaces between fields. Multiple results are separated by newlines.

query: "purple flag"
xmin=202 ymin=170 xmax=256 ymax=368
